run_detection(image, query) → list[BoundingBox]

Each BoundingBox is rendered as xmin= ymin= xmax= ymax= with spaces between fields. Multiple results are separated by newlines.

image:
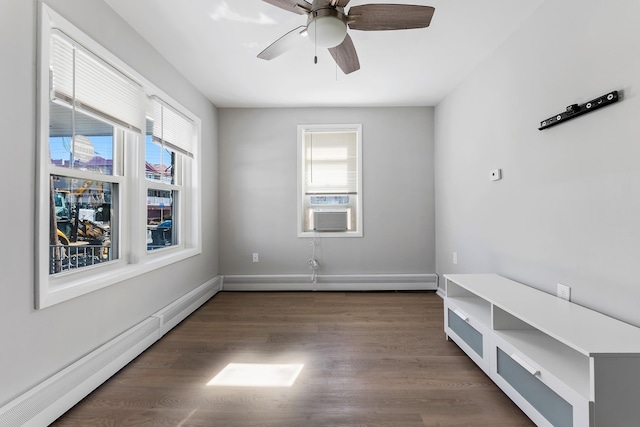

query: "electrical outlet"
xmin=452 ymin=252 xmax=458 ymax=265
xmin=489 ymin=169 xmax=502 ymax=181
xmin=557 ymin=283 xmax=571 ymax=301
xmin=252 ymin=252 xmax=259 ymax=263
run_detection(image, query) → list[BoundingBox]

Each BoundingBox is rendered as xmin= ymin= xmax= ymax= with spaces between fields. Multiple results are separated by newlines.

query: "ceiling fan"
xmin=258 ymin=0 xmax=435 ymax=74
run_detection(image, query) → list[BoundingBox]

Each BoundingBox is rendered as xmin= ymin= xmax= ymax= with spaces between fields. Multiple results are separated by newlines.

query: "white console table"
xmin=443 ymin=274 xmax=640 ymax=427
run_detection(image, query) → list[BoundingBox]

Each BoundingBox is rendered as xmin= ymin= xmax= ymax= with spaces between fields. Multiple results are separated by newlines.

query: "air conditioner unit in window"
xmin=313 ymin=209 xmax=348 ymax=232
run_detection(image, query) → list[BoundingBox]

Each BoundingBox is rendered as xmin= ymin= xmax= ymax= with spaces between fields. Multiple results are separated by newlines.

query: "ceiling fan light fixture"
xmin=306 ymin=9 xmax=347 ymax=48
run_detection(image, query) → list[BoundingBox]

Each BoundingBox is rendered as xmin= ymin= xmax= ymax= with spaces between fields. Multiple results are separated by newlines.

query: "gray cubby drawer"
xmin=447 ymin=307 xmax=483 ymax=358
xmin=496 ymin=347 xmax=573 ymax=427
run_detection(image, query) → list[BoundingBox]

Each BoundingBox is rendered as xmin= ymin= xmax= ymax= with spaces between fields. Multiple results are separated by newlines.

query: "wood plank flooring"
xmin=51 ymin=291 xmax=534 ymax=426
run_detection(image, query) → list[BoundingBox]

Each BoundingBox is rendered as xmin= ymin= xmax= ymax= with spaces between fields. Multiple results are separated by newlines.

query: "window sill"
xmin=298 ymin=230 xmax=363 ymax=238
xmin=37 ymin=246 xmax=201 ymax=309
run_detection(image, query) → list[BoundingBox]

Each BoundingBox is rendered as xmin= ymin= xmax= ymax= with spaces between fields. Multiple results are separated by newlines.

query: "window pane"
xmin=145 ymin=119 xmax=175 ymax=184
xmin=49 ymin=101 xmax=114 ymax=174
xmin=304 ymin=130 xmax=357 ymax=193
xmin=147 ymin=189 xmax=176 ymax=250
xmin=310 ymin=195 xmax=349 ymax=205
xmin=49 ymin=175 xmax=115 ymax=274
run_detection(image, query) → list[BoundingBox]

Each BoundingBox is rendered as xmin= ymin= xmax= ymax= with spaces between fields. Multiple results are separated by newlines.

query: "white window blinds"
xmin=148 ymin=97 xmax=195 ymax=157
xmin=50 ymin=30 xmax=144 ymax=133
xmin=304 ymin=130 xmax=358 ymax=194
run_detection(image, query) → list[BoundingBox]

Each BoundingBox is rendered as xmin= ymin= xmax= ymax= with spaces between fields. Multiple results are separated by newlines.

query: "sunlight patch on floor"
xmin=207 ymin=363 xmax=304 ymax=387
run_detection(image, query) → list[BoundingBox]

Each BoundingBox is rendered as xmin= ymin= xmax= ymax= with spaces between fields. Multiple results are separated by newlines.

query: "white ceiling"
xmin=104 ymin=0 xmax=543 ymax=108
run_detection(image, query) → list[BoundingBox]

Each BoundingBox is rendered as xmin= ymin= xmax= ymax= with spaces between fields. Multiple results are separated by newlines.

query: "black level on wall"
xmin=538 ymin=90 xmax=619 ymax=130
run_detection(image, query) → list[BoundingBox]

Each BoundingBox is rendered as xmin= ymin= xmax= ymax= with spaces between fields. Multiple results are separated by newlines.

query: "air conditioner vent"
xmin=314 ymin=209 xmax=347 ymax=232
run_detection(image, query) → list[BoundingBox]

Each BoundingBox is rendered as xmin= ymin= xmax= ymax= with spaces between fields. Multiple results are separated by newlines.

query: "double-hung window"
xmin=297 ymin=124 xmax=362 ymax=237
xmin=37 ymin=5 xmax=201 ymax=308
xmin=145 ymin=98 xmax=195 ymax=250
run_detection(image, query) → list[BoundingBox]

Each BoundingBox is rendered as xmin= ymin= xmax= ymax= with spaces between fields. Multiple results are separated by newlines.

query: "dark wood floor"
xmin=52 ymin=291 xmax=533 ymax=427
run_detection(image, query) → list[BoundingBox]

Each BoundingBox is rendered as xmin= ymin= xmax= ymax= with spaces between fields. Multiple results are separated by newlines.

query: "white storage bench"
xmin=443 ymin=273 xmax=640 ymax=427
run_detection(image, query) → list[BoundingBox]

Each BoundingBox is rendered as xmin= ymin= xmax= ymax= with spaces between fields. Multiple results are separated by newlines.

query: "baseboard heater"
xmin=314 ymin=209 xmax=347 ymax=231
xmin=0 ymin=275 xmax=223 ymax=427
xmin=223 ymin=273 xmax=438 ymax=292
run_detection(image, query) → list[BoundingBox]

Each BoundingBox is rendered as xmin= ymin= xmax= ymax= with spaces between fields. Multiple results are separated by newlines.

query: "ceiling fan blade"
xmin=328 ymin=34 xmax=360 ymax=74
xmin=258 ymin=26 xmax=307 ymax=60
xmin=262 ymin=0 xmax=311 ymax=14
xmin=347 ymin=4 xmax=435 ymax=31
xmin=331 ymin=0 xmax=351 ymax=7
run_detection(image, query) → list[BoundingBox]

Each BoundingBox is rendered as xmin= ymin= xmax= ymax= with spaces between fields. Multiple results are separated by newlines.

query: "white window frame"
xmin=144 ymin=97 xmax=195 ymax=252
xmin=297 ymin=124 xmax=363 ymax=238
xmin=36 ymin=4 xmax=201 ymax=309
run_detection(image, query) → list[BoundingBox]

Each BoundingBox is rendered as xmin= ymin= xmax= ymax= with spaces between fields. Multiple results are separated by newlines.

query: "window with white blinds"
xmin=37 ymin=4 xmax=201 ymax=309
xmin=147 ymin=97 xmax=195 ymax=157
xmin=50 ymin=30 xmax=144 ymax=133
xmin=304 ymin=130 xmax=358 ymax=194
xmin=145 ymin=98 xmax=195 ymax=251
xmin=298 ymin=124 xmax=363 ymax=237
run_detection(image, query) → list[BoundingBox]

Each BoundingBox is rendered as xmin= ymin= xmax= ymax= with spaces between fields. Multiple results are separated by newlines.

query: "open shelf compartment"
xmin=445 ymin=278 xmax=491 ymax=328
xmin=492 ymin=305 xmax=590 ymax=399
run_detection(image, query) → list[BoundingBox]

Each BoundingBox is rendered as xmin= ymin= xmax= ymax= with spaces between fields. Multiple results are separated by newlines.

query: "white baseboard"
xmin=222 ymin=273 xmax=437 ymax=292
xmin=152 ymin=275 xmax=223 ymax=336
xmin=0 ymin=275 xmax=223 ymax=427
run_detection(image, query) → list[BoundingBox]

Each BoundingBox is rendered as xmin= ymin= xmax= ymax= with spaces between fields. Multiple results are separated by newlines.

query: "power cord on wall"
xmin=308 ymin=234 xmax=319 ymax=284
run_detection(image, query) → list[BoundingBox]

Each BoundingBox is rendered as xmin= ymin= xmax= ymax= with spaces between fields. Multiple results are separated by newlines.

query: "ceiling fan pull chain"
xmin=314 ymin=23 xmax=318 ymax=64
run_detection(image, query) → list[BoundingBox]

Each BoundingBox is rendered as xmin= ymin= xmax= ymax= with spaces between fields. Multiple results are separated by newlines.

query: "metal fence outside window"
xmin=49 ymin=244 xmax=111 ymax=274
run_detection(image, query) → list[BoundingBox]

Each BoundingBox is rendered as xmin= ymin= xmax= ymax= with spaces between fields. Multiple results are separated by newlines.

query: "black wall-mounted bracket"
xmin=538 ymin=90 xmax=619 ymax=130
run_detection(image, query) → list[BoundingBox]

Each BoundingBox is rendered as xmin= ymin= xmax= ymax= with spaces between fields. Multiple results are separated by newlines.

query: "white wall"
xmin=0 ymin=0 xmax=218 ymax=405
xmin=435 ymin=0 xmax=640 ymax=325
xmin=219 ymin=107 xmax=435 ymax=276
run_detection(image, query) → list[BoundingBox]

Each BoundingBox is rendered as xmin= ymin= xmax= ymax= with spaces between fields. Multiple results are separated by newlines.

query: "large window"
xmin=297 ymin=124 xmax=362 ymax=237
xmin=37 ymin=5 xmax=201 ymax=308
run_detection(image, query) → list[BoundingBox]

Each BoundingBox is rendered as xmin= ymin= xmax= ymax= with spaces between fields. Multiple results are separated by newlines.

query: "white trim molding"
xmin=0 ymin=276 xmax=223 ymax=427
xmin=222 ymin=273 xmax=437 ymax=291
xmin=152 ymin=276 xmax=223 ymax=336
